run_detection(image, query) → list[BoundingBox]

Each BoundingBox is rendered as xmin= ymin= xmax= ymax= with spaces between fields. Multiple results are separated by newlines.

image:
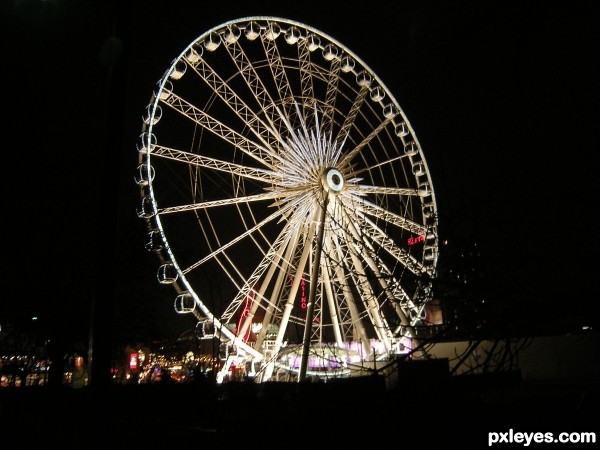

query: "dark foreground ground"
xmin=1 ymin=373 xmax=598 ymax=448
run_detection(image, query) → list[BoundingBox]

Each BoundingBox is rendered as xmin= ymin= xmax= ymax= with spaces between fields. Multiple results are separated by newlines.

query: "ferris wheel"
xmin=135 ymin=17 xmax=439 ymax=382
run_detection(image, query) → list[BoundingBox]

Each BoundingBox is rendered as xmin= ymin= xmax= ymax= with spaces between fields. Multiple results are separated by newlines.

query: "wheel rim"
xmin=136 ymin=17 xmax=439 ymax=382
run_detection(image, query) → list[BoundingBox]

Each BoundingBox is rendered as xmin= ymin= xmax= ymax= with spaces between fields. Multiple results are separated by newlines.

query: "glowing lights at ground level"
xmin=1 ymin=335 xmax=415 ymax=387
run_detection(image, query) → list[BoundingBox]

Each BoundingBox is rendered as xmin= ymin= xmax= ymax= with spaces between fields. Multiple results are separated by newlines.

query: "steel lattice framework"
xmin=136 ymin=17 xmax=439 ymax=382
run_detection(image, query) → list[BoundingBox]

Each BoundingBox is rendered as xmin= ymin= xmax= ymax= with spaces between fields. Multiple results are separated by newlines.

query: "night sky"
xmin=1 ymin=0 xmax=598 ymax=354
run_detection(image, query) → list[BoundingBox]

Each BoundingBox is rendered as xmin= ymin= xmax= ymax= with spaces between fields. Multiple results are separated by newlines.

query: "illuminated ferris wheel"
xmin=135 ymin=17 xmax=439 ymax=382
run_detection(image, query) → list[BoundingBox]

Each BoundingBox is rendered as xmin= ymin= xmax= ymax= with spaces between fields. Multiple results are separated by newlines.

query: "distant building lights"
xmin=129 ymin=353 xmax=139 ymax=371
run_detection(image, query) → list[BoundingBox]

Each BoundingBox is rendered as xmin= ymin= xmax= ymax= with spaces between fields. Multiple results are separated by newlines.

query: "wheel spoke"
xmin=162 ymin=91 xmax=277 ymax=170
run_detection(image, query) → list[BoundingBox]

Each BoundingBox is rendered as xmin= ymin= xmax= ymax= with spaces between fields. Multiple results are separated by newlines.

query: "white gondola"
xmin=404 ymin=141 xmax=419 ymax=156
xmin=154 ymin=79 xmax=173 ymax=100
xmin=204 ymin=32 xmax=221 ymax=51
xmin=143 ymin=104 xmax=161 ymax=125
xmin=157 ymin=263 xmax=178 ymax=284
xmin=383 ymin=103 xmax=397 ymax=119
xmin=264 ymin=22 xmax=281 ymax=40
xmin=245 ymin=21 xmax=260 ymax=41
xmin=144 ymin=230 xmax=163 ymax=253
xmin=323 ymin=43 xmax=338 ymax=61
xmin=356 ymin=70 xmax=372 ymax=87
xmin=423 ymin=203 xmax=435 ymax=218
xmin=412 ymin=161 xmax=425 ymax=176
xmin=136 ymin=132 xmax=156 ymax=155
xmin=426 ymin=230 xmax=437 ymax=243
xmin=195 ymin=319 xmax=215 ymax=339
xmin=134 ymin=164 xmax=155 ymax=186
xmin=169 ymin=60 xmax=187 ymax=79
xmin=184 ymin=45 xmax=202 ymax=63
xmin=174 ymin=293 xmax=195 ymax=314
xmin=370 ymin=86 xmax=385 ymax=102
xmin=395 ymin=122 xmax=409 ymax=138
xmin=341 ymin=56 xmax=355 ymax=72
xmin=424 ymin=246 xmax=436 ymax=261
xmin=307 ymin=34 xmax=320 ymax=51
xmin=223 ymin=24 xmax=241 ymax=44
xmin=418 ymin=182 xmax=431 ymax=197
xmin=285 ymin=26 xmax=301 ymax=44
xmin=136 ymin=196 xmax=155 ymax=219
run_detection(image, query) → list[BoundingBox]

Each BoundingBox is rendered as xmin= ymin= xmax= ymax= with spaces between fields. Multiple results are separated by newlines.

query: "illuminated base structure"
xmin=215 ymin=337 xmax=415 ymax=383
xmin=136 ymin=17 xmax=439 ymax=383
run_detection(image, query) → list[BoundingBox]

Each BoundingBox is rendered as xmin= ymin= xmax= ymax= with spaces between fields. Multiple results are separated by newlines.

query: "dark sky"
xmin=1 ymin=0 xmax=597 ymax=351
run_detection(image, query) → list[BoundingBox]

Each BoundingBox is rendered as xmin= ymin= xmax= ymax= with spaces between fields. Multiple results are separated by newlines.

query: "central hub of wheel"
xmin=322 ymin=168 xmax=344 ymax=193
